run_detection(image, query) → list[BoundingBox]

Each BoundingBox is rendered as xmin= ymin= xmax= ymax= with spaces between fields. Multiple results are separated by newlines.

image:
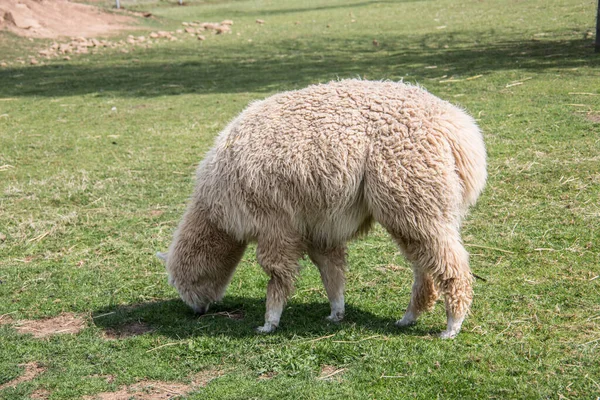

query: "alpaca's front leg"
xmin=308 ymin=245 xmax=347 ymax=322
xmin=256 ymin=273 xmax=292 ymax=333
xmin=256 ymin=236 xmax=303 ymax=333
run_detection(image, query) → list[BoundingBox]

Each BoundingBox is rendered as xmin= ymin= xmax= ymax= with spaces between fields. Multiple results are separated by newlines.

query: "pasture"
xmin=0 ymin=0 xmax=599 ymax=398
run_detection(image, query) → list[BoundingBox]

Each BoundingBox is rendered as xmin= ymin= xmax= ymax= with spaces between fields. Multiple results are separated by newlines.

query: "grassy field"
xmin=1 ymin=0 xmax=599 ymax=398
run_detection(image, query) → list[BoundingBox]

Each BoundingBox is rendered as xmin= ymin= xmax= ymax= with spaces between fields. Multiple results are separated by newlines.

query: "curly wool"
xmin=165 ymin=79 xmax=487 ymax=337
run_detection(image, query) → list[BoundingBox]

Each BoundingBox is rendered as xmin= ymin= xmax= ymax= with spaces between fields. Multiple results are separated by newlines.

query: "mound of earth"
xmin=0 ymin=0 xmax=136 ymax=39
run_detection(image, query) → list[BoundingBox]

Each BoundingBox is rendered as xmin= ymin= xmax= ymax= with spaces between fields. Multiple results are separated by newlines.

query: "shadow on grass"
xmin=224 ymin=0 xmax=412 ymax=17
xmin=148 ymin=0 xmax=409 ymax=16
xmin=0 ymin=31 xmax=596 ymax=99
xmin=91 ymin=296 xmax=439 ymax=339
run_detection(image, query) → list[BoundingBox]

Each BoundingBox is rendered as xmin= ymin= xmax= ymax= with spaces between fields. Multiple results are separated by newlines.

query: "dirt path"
xmin=0 ymin=0 xmax=136 ymax=39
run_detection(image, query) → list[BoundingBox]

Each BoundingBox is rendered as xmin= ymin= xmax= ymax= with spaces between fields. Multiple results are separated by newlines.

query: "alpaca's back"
xmin=198 ymin=80 xmax=486 ymax=244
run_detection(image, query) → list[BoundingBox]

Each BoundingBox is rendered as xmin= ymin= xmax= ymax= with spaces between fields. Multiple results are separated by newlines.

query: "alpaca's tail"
xmin=442 ymin=110 xmax=487 ymax=210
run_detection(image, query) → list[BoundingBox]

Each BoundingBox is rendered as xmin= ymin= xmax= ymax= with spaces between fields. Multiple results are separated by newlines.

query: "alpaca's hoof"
xmin=439 ymin=329 xmax=459 ymax=339
xmin=395 ymin=317 xmax=416 ymax=328
xmin=326 ymin=313 xmax=344 ymax=323
xmin=255 ymin=323 xmax=277 ymax=334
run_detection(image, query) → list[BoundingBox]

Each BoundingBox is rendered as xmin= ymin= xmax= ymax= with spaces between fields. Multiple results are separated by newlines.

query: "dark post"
xmin=597 ymin=0 xmax=600 ymax=52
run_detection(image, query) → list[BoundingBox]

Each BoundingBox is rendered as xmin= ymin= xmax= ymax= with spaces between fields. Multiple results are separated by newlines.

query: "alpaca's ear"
xmin=156 ymin=251 xmax=168 ymax=263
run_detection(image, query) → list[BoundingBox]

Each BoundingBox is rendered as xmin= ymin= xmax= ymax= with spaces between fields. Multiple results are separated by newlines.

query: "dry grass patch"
xmin=83 ymin=368 xmax=226 ymax=400
xmin=83 ymin=380 xmax=191 ymax=400
xmin=0 ymin=362 xmax=45 ymax=391
xmin=0 ymin=313 xmax=15 ymax=325
xmin=191 ymin=368 xmax=227 ymax=387
xmin=317 ymin=365 xmax=346 ymax=381
xmin=586 ymin=113 xmax=600 ymax=123
xmin=14 ymin=313 xmax=86 ymax=338
xmin=30 ymin=388 xmax=51 ymax=399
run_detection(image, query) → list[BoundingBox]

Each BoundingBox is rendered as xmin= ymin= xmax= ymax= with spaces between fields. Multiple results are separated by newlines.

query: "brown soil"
xmin=191 ymin=368 xmax=226 ymax=387
xmin=586 ymin=113 xmax=600 ymax=123
xmin=0 ymin=313 xmax=15 ymax=325
xmin=102 ymin=321 xmax=153 ymax=339
xmin=30 ymin=389 xmax=51 ymax=400
xmin=14 ymin=313 xmax=86 ymax=338
xmin=83 ymin=381 xmax=192 ymax=400
xmin=0 ymin=0 xmax=136 ymax=39
xmin=83 ymin=368 xmax=225 ymax=400
xmin=0 ymin=362 xmax=46 ymax=391
xmin=0 ymin=18 xmax=234 ymax=67
xmin=318 ymin=365 xmax=345 ymax=381
xmin=149 ymin=209 xmax=164 ymax=217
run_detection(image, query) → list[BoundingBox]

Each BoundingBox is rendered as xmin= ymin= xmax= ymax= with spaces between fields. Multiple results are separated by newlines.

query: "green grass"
xmin=1 ymin=0 xmax=599 ymax=398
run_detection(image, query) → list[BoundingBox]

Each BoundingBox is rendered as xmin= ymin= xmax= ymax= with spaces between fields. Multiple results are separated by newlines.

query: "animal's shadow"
xmin=91 ymin=296 xmax=439 ymax=339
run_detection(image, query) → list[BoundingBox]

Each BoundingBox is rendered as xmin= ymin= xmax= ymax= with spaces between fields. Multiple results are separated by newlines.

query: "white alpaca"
xmin=159 ymin=80 xmax=487 ymax=338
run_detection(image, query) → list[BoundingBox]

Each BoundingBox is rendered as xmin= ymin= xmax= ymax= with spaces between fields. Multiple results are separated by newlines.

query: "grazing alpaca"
xmin=159 ymin=79 xmax=487 ymax=338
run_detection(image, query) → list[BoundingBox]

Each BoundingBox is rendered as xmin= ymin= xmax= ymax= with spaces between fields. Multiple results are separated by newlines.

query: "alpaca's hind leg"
xmin=308 ymin=245 xmax=347 ymax=322
xmin=401 ymin=235 xmax=473 ymax=338
xmin=255 ymin=235 xmax=303 ymax=333
xmin=395 ymin=266 xmax=439 ymax=327
xmin=434 ymin=238 xmax=472 ymax=339
xmin=387 ymin=235 xmax=440 ymax=327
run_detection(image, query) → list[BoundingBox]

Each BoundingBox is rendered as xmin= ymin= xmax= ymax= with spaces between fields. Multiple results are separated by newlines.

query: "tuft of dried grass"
xmin=83 ymin=368 xmax=227 ymax=400
xmin=318 ymin=365 xmax=346 ymax=381
xmin=14 ymin=313 xmax=86 ymax=338
xmin=82 ymin=380 xmax=191 ymax=400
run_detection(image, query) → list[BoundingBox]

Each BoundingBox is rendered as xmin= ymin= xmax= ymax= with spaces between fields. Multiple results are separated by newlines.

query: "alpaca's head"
xmin=156 ymin=251 xmax=213 ymax=315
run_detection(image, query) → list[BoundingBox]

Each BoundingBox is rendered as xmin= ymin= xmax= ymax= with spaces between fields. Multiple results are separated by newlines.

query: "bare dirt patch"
xmin=318 ymin=365 xmax=346 ymax=381
xmin=586 ymin=113 xmax=600 ymax=123
xmin=0 ymin=362 xmax=45 ymax=391
xmin=191 ymin=368 xmax=226 ymax=387
xmin=30 ymin=389 xmax=51 ymax=400
xmin=0 ymin=17 xmax=235 ymax=67
xmin=149 ymin=209 xmax=164 ymax=217
xmin=14 ymin=313 xmax=86 ymax=338
xmin=83 ymin=368 xmax=225 ymax=400
xmin=102 ymin=321 xmax=153 ymax=339
xmin=0 ymin=0 xmax=136 ymax=39
xmin=83 ymin=380 xmax=192 ymax=400
xmin=0 ymin=313 xmax=15 ymax=325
